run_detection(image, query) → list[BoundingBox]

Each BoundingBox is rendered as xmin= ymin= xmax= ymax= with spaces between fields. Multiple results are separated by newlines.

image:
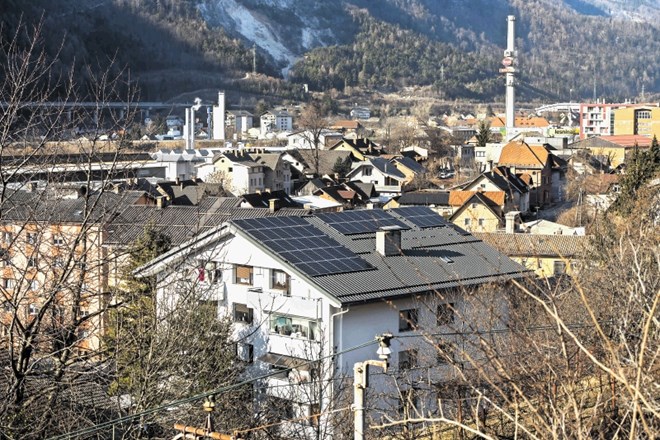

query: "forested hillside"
xmin=2 ymin=0 xmax=658 ymax=102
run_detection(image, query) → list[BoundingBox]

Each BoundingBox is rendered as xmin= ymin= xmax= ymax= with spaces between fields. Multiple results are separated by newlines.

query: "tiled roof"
xmin=294 ymin=149 xmax=352 ymax=176
xmin=331 ymin=120 xmax=362 ymax=130
xmin=490 ymin=116 xmax=550 ymax=128
xmin=583 ymin=174 xmax=620 ymax=194
xmin=498 ymin=141 xmax=550 ymax=167
xmin=449 ymin=191 xmax=505 ymax=207
xmin=598 ymin=135 xmax=653 ymax=147
xmin=473 ymin=233 xmax=591 ymax=258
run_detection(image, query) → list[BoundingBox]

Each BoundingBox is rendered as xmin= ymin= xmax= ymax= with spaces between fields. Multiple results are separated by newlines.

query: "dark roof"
xmin=369 ymin=157 xmax=406 ymax=180
xmin=396 ymin=191 xmax=451 ymax=206
xmin=393 ymin=156 xmax=426 ymax=174
xmin=240 ymin=190 xmax=301 ymax=208
xmin=0 ymin=189 xmax=137 ymax=224
xmin=464 ymin=166 xmax=529 ymax=195
xmin=295 ymin=150 xmax=353 ymax=176
xmin=344 ymin=181 xmax=376 ymax=200
xmin=231 ymin=208 xmax=527 ymax=304
xmin=105 ymin=196 xmax=308 ymax=246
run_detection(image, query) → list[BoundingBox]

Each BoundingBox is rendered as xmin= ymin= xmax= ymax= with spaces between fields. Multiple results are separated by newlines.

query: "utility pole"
xmin=353 ymin=334 xmax=392 ymax=440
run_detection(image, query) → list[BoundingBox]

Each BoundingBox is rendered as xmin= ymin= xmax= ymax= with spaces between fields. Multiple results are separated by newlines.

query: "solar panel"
xmin=317 ymin=210 xmax=410 ymax=235
xmin=232 ymin=217 xmax=373 ymax=277
xmin=392 ymin=206 xmax=447 ymax=228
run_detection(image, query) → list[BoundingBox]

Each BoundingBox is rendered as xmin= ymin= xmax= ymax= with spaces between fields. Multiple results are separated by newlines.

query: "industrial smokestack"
xmin=502 ymin=15 xmax=517 ymax=141
xmin=212 ymin=91 xmax=226 ymax=141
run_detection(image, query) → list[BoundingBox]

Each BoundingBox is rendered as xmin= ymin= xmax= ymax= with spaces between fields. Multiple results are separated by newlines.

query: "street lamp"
xmin=353 ymin=333 xmax=393 ymax=440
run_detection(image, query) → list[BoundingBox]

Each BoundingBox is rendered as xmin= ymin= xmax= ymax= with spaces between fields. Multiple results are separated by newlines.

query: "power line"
xmin=47 ymin=337 xmax=379 ymax=440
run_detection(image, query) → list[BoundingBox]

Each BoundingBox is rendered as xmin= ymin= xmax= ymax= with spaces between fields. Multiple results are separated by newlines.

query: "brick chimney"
xmin=376 ymin=226 xmax=403 ymax=257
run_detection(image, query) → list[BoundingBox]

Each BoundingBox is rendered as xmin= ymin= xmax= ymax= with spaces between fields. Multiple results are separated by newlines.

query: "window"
xmin=270 ymin=314 xmax=318 ymax=340
xmin=637 ymin=110 xmax=651 ymax=119
xmin=54 ymin=256 xmax=64 ymax=268
xmin=53 ymin=235 xmax=64 ymax=246
xmin=478 ymin=218 xmax=484 ymax=227
xmin=476 ymin=151 xmax=486 ymax=157
xmin=480 ymin=183 xmax=486 ymax=189
xmin=29 ymin=279 xmax=39 ymax=291
xmin=228 ymin=166 xmax=233 ymax=172
xmin=399 ymin=349 xmax=418 ymax=370
xmin=464 ymin=218 xmax=471 ymax=227
xmin=399 ymin=309 xmax=418 ymax=332
xmin=437 ymin=303 xmax=455 ymax=326
xmin=233 ymin=303 xmax=253 ymax=324
xmin=436 ymin=341 xmax=455 ymax=364
xmin=310 ymin=403 xmax=321 ymax=427
xmin=27 ymin=257 xmax=37 ymax=268
xmin=3 ymin=278 xmax=13 ymax=289
xmin=271 ymin=269 xmax=290 ymax=294
xmin=237 ymin=343 xmax=254 ymax=363
xmin=26 ymin=233 xmax=37 ymax=244
xmin=234 ymin=265 xmax=253 ymax=285
xmin=77 ymin=329 xmax=89 ymax=340
xmin=554 ymin=260 xmax=567 ymax=274
xmin=363 ymin=167 xmax=372 ymax=176
xmin=197 ymin=262 xmax=221 ymax=284
xmin=28 ymin=303 xmax=38 ymax=316
xmin=2 ymin=231 xmax=13 ymax=244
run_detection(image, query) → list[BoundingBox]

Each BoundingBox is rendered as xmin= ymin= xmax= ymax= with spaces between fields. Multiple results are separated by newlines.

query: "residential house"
xmin=582 ymin=173 xmax=620 ymax=211
xmin=497 ymin=141 xmax=557 ymax=208
xmin=260 ymin=110 xmax=293 ymax=135
xmin=349 ymin=106 xmax=371 ymax=120
xmin=449 ymin=192 xmax=505 ymax=233
xmin=250 ymin=152 xmax=292 ymax=194
xmin=474 ymin=233 xmax=590 ymax=278
xmin=239 ymin=190 xmax=301 ymax=211
xmin=285 ymin=149 xmax=353 ymax=180
xmin=346 ymin=157 xmax=407 ymax=194
xmin=287 ymin=130 xmax=343 ymax=150
xmin=210 ymin=151 xmax=267 ymax=196
xmin=227 ymin=110 xmax=254 ymax=136
xmin=490 ymin=115 xmax=551 ymax=137
xmin=329 ymin=120 xmax=369 ymax=138
xmin=134 ymin=208 xmax=527 ymax=430
xmin=570 ymin=135 xmax=654 ymax=169
xmin=461 ymin=166 xmax=530 ymax=214
xmin=392 ymin=156 xmax=427 ymax=185
xmin=328 ymin=138 xmax=384 ymax=161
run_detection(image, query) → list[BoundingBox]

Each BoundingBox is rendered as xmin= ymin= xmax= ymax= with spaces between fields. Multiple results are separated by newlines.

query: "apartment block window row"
xmin=270 ymin=314 xmax=318 ymax=340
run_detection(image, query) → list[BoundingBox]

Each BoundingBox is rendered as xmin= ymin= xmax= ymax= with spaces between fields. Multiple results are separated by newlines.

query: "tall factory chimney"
xmin=212 ymin=91 xmax=226 ymax=141
xmin=500 ymin=15 xmax=517 ymax=140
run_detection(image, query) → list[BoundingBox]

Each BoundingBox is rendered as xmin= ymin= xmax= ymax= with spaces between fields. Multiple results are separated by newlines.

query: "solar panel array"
xmin=392 ymin=206 xmax=447 ymax=228
xmin=232 ymin=217 xmax=374 ymax=277
xmin=317 ymin=210 xmax=409 ymax=235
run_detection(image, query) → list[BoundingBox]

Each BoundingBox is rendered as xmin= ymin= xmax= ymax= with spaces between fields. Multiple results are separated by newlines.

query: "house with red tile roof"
xmin=497 ymin=141 xmax=556 ymax=207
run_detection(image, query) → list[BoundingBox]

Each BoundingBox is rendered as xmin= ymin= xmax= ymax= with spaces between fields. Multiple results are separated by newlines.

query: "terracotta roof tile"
xmin=499 ymin=141 xmax=549 ymax=167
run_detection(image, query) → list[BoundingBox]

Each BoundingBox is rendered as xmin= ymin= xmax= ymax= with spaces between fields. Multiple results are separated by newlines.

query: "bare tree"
xmin=298 ymin=102 xmax=329 ymax=177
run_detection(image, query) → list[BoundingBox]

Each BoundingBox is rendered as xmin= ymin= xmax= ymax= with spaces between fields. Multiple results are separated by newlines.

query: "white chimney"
xmin=505 ymin=211 xmax=520 ymax=234
xmin=213 ymin=91 xmax=226 ymax=140
xmin=376 ymin=226 xmax=403 ymax=257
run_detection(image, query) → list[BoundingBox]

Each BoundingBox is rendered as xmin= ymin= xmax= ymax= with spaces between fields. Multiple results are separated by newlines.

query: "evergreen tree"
xmin=475 ymin=120 xmax=492 ymax=147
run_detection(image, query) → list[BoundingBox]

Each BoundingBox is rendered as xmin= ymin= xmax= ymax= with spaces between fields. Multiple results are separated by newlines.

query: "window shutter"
xmin=236 ymin=265 xmax=251 ymax=280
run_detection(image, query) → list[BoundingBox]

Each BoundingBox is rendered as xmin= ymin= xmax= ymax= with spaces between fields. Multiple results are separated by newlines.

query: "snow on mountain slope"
xmin=197 ymin=0 xmax=339 ymax=76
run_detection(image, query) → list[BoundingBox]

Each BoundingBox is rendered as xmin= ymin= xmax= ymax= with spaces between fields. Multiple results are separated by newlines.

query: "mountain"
xmin=2 ymin=0 xmax=659 ymax=102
